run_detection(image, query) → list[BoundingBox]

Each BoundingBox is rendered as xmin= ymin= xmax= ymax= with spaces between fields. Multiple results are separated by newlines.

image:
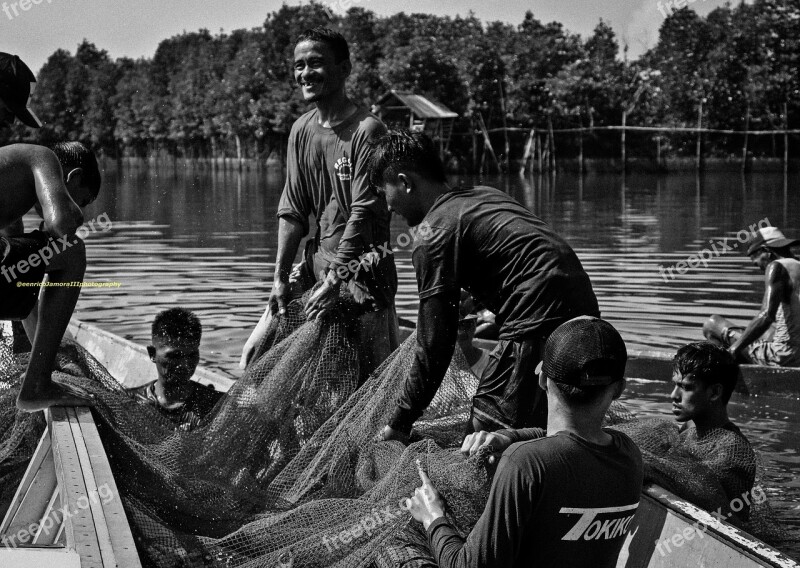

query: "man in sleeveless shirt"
xmin=704 ymin=227 xmax=800 ymax=367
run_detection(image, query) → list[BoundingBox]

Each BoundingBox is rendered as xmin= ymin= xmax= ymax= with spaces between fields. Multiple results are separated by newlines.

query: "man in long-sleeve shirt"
xmin=405 ymin=317 xmax=643 ymax=568
xmin=240 ymin=27 xmax=398 ymax=377
xmin=370 ymin=131 xmax=599 ymax=442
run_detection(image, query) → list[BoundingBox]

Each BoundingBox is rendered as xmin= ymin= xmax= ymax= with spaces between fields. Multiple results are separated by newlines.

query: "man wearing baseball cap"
xmin=704 ymin=226 xmax=800 ymax=367
xmin=406 ymin=316 xmax=643 ymax=568
xmin=0 ymin=53 xmax=42 ymax=128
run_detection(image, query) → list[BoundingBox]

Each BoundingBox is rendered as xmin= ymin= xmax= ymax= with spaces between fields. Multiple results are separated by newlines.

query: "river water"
xmin=62 ymin=163 xmax=799 ymax=554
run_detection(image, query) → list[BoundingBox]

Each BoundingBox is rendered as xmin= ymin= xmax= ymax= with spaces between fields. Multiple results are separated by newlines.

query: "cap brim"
xmin=750 ymin=237 xmax=800 ymax=254
xmin=12 ymin=104 xmax=41 ymax=128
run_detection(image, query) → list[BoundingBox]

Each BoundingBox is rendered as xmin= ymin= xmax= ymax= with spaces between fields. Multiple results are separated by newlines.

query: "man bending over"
xmin=371 ymin=130 xmax=599 ymax=442
xmin=704 ymin=226 xmax=800 ymax=367
xmin=1 ymin=142 xmax=101 ymax=410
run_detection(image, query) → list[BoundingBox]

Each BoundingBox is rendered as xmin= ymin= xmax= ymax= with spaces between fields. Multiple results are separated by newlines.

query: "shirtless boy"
xmin=1 ymin=142 xmax=101 ymax=410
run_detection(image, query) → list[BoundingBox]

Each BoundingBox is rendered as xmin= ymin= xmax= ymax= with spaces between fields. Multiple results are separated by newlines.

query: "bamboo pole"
xmin=696 ymin=101 xmax=703 ymax=171
xmin=621 ymin=111 xmax=627 ymax=172
xmin=741 ymin=101 xmax=750 ymax=173
xmin=783 ymin=102 xmax=789 ymax=176
xmin=548 ymin=119 xmax=556 ymax=172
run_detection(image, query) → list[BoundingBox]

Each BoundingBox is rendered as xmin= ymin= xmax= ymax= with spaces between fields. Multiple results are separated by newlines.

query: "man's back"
xmin=773 ymin=258 xmax=800 ymax=358
xmin=413 ymin=186 xmax=599 ymax=340
xmin=429 ymin=429 xmax=643 ymax=568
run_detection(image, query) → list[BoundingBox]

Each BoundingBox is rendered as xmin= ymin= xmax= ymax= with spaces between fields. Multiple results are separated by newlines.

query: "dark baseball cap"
xmin=541 ymin=316 xmax=627 ymax=387
xmin=746 ymin=227 xmax=800 ymax=256
xmin=0 ymin=53 xmax=42 ymax=128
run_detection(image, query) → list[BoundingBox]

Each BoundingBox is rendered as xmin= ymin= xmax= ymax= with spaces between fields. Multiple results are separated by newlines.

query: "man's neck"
xmin=315 ymin=91 xmax=357 ymax=128
xmin=691 ymin=408 xmax=730 ymax=438
xmin=546 ymin=398 xmax=612 ymax=446
xmin=154 ymin=378 xmax=191 ymax=407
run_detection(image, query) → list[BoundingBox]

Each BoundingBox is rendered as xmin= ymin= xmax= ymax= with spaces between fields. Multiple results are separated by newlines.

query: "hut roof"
xmin=376 ymin=90 xmax=458 ymax=119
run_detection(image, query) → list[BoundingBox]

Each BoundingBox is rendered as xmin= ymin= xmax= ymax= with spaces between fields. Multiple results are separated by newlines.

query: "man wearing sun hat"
xmin=405 ymin=316 xmax=643 ymax=568
xmin=704 ymin=226 xmax=800 ymax=367
xmin=0 ymin=52 xmax=42 ymax=128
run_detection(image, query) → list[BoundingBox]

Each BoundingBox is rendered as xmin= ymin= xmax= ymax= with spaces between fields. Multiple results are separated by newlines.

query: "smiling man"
xmin=703 ymin=226 xmax=800 ymax=367
xmin=369 ymin=130 xmax=600 ymax=442
xmin=669 ymin=342 xmax=756 ymax=518
xmin=240 ymin=27 xmax=398 ymax=379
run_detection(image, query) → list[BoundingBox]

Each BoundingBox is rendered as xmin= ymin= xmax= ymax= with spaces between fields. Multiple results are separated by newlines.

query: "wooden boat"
xmin=1 ymin=320 xmax=798 ymax=567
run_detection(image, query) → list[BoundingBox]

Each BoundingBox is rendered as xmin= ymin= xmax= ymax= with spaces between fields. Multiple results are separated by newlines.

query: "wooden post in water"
xmin=536 ymin=133 xmax=543 ymax=173
xmin=783 ymin=102 xmax=789 ymax=176
xmin=548 ymin=119 xmax=556 ymax=173
xmin=621 ymin=111 xmax=627 ymax=172
xmin=521 ymin=128 xmax=535 ymax=176
xmin=741 ymin=101 xmax=750 ymax=173
xmin=578 ymin=124 xmax=584 ymax=174
xmin=696 ymin=101 xmax=703 ymax=171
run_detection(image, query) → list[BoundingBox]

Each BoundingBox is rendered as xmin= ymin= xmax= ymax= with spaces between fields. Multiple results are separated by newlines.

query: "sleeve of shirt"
xmin=427 ymin=450 xmax=535 ymax=568
xmin=331 ymin=118 xmax=389 ymax=278
xmin=412 ymin=224 xmax=459 ymax=300
xmin=276 ymin=125 xmax=312 ymax=236
xmin=388 ymin=291 xmax=459 ymax=433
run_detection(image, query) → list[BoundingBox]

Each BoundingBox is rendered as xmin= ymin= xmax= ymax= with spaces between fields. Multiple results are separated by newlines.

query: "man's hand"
xmin=461 ymin=430 xmax=512 ymax=465
xmin=378 ymin=425 xmax=410 ymax=444
xmin=405 ymin=461 xmax=445 ymax=530
xmin=42 ymin=194 xmax=83 ymax=238
xmin=268 ymin=279 xmax=290 ymax=317
xmin=304 ymin=275 xmax=340 ymax=321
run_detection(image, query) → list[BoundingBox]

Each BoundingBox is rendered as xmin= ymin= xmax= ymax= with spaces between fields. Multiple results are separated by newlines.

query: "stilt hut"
xmin=372 ymin=90 xmax=458 ymax=159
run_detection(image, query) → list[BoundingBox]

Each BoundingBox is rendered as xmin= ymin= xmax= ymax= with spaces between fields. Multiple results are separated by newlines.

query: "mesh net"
xmin=0 ymin=296 xmax=796 ymax=567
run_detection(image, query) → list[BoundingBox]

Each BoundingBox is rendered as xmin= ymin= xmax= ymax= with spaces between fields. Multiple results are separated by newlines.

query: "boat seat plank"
xmin=73 ymin=407 xmax=142 ymax=568
xmin=50 ymin=406 xmax=104 ymax=568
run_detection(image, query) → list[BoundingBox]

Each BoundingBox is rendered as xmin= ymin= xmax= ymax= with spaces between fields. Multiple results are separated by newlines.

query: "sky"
xmin=1 ymin=0 xmax=737 ymax=73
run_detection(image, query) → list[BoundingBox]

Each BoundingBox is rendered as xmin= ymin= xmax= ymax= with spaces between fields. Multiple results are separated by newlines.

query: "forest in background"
xmin=1 ymin=0 xmax=798 ymax=168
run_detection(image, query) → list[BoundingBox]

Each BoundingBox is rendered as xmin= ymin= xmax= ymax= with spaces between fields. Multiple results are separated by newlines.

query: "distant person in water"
xmin=128 ymin=308 xmax=222 ymax=431
xmin=371 ymin=130 xmax=600 ymax=443
xmin=1 ymin=142 xmax=101 ymax=411
xmin=0 ymin=53 xmax=42 ymax=129
xmin=704 ymin=227 xmax=800 ymax=367
xmin=669 ymin=342 xmax=756 ymax=520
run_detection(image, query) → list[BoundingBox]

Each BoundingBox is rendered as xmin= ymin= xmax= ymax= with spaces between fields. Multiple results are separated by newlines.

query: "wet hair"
xmin=672 ymin=341 xmax=739 ymax=403
xmin=368 ymin=130 xmax=447 ymax=188
xmin=152 ymin=308 xmax=202 ymax=345
xmin=48 ymin=142 xmax=102 ymax=199
xmin=296 ymin=27 xmax=350 ymax=63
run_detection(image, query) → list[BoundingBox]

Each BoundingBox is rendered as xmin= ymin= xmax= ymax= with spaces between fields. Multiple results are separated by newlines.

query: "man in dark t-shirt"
xmin=370 ymin=131 xmax=599 ymax=441
xmin=128 ymin=308 xmax=222 ymax=431
xmin=406 ymin=317 xmax=643 ymax=568
xmin=240 ymin=27 xmax=398 ymax=378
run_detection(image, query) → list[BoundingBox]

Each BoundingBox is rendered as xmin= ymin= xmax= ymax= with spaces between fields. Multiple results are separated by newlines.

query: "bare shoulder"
xmin=766 ymin=260 xmax=789 ymax=283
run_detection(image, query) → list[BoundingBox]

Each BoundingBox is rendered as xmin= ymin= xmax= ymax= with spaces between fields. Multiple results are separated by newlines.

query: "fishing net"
xmin=0 ymin=295 xmax=795 ymax=566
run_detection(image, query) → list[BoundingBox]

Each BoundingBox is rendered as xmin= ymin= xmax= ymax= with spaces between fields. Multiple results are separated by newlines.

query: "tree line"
xmin=1 ymin=0 xmax=798 ymax=168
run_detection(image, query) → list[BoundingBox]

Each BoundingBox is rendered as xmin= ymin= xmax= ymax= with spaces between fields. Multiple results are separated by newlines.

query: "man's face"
xmin=149 ymin=336 xmax=200 ymax=386
xmin=380 ymin=176 xmax=425 ymax=226
xmin=293 ymin=40 xmax=349 ymax=103
xmin=669 ymin=371 xmax=716 ymax=423
xmin=749 ymin=248 xmax=772 ymax=272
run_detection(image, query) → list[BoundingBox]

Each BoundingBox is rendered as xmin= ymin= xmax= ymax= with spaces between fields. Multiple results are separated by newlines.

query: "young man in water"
xmin=128 ymin=308 xmax=222 ymax=431
xmin=407 ymin=317 xmax=643 ymax=568
xmin=371 ymin=130 xmax=600 ymax=442
xmin=1 ymin=142 xmax=101 ymax=410
xmin=669 ymin=341 xmax=756 ymax=518
xmin=704 ymin=226 xmax=800 ymax=367
xmin=0 ymin=53 xmax=42 ymax=129
xmin=240 ymin=26 xmax=398 ymax=379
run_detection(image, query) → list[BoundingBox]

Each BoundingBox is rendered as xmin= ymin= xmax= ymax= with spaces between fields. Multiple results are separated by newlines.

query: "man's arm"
xmin=426 ymin=452 xmax=532 ymax=568
xmin=730 ymin=262 xmax=788 ymax=360
xmin=386 ymin=291 xmax=460 ymax=435
xmin=30 ymin=145 xmax=83 ymax=237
